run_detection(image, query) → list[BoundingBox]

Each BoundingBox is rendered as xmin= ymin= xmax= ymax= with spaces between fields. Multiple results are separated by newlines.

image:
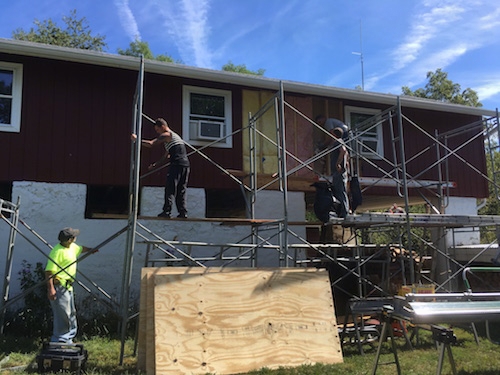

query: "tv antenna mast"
xmin=352 ymin=20 xmax=365 ymax=90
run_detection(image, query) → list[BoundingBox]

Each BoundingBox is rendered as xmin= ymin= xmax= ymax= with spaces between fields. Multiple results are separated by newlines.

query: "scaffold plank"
xmin=333 ymin=212 xmax=500 ymax=228
xmin=357 ymin=177 xmax=456 ymax=189
xmin=91 ymin=213 xmax=319 ymax=226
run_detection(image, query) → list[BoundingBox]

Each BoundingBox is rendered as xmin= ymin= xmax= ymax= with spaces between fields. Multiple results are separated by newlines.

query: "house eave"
xmin=0 ymin=38 xmax=496 ymax=118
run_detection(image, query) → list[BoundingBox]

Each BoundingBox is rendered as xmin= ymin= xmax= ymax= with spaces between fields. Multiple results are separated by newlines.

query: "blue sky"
xmin=1 ymin=0 xmax=500 ymax=110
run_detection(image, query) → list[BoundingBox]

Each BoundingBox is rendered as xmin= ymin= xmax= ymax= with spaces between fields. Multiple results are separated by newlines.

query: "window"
xmin=345 ymin=106 xmax=383 ymax=159
xmin=0 ymin=62 xmax=23 ymax=133
xmin=85 ymin=185 xmax=131 ymax=218
xmin=183 ymin=86 xmax=232 ymax=148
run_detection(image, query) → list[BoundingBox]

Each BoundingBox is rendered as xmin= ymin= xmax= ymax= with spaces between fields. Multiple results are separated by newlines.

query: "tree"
xmin=222 ymin=61 xmax=265 ymax=76
xmin=402 ymin=69 xmax=482 ymax=107
xmin=12 ymin=9 xmax=106 ymax=51
xmin=479 ymin=141 xmax=500 ymax=240
xmin=117 ymin=39 xmax=177 ymax=63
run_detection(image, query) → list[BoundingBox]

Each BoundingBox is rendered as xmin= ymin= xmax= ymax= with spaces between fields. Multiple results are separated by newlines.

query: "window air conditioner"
xmin=196 ymin=120 xmax=224 ymax=140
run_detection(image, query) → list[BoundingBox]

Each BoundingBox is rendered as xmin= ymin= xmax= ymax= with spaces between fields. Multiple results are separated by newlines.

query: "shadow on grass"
xmin=0 ymin=336 xmax=41 ymax=354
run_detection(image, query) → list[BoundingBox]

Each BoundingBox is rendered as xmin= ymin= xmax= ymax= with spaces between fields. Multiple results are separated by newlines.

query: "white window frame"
xmin=182 ymin=85 xmax=232 ymax=148
xmin=345 ymin=106 xmax=383 ymax=159
xmin=0 ymin=62 xmax=23 ymax=133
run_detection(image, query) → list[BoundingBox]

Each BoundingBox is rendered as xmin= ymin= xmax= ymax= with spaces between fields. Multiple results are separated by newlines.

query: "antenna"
xmin=352 ymin=20 xmax=365 ymax=90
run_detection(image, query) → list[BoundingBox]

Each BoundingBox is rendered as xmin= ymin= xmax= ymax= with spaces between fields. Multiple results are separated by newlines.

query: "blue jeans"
xmin=49 ymin=285 xmax=77 ymax=343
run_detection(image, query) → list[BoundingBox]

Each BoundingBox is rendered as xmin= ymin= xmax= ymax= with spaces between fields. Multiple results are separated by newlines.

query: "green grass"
xmin=1 ymin=325 xmax=500 ymax=374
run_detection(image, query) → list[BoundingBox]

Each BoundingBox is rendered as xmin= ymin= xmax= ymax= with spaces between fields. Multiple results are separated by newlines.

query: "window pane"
xmin=190 ymin=93 xmax=224 ymax=117
xmin=351 ymin=113 xmax=373 ymax=127
xmin=361 ymin=140 xmax=378 ymax=153
xmin=0 ymin=70 xmax=13 ymax=96
xmin=0 ymin=98 xmax=12 ymax=124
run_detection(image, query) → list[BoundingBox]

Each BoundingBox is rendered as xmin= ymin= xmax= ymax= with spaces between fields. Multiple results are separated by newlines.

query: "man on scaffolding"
xmin=315 ymin=116 xmax=350 ymax=218
xmin=132 ymin=117 xmax=190 ymax=218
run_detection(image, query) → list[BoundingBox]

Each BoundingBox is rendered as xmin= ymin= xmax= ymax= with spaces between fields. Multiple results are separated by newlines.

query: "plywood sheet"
xmin=149 ymin=267 xmax=342 ymax=374
xmin=146 ymin=269 xmax=156 ymax=375
xmin=284 ymin=95 xmax=314 ymax=178
xmin=137 ymin=269 xmax=148 ymax=371
xmin=137 ymin=268 xmax=158 ymax=374
xmin=241 ymin=89 xmax=280 ymax=175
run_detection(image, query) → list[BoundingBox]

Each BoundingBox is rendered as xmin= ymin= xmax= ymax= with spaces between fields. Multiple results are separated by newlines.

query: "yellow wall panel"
xmin=241 ymin=90 xmax=316 ymax=180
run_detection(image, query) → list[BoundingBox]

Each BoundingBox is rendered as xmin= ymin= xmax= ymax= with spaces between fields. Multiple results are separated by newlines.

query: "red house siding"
xmin=342 ymin=101 xmax=488 ymax=199
xmin=0 ymin=55 xmax=136 ymax=185
xmin=0 ymin=53 xmax=244 ymax=190
xmin=0 ymin=52 xmax=489 ymax=200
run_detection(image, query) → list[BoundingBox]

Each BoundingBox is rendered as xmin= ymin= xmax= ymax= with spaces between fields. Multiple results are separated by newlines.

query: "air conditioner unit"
xmin=196 ymin=120 xmax=224 ymax=140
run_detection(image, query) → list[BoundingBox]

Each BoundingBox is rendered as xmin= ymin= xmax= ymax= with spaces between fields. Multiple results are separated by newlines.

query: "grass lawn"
xmin=0 ymin=324 xmax=499 ymax=374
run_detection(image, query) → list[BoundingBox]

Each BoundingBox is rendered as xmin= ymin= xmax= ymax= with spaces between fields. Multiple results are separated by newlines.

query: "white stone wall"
xmin=0 ymin=181 xmax=306 ymax=302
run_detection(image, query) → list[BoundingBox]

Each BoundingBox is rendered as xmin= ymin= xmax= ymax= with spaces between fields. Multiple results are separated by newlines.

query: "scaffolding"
xmin=1 ymin=57 xmax=500 ymax=364
xmin=122 ymin=62 xmax=500 ymax=305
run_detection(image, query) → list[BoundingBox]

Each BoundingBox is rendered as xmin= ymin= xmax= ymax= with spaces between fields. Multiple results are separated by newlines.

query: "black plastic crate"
xmin=36 ymin=342 xmax=87 ymax=374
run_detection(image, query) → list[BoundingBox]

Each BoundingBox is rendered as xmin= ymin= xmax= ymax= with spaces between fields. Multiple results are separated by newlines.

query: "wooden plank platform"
xmin=336 ymin=212 xmax=500 ymax=228
xmin=92 ymin=212 xmax=500 ymax=228
xmin=90 ymin=213 xmax=321 ymax=226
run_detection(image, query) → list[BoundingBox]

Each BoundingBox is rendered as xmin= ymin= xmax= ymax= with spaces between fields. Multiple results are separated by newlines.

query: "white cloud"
xmin=477 ymin=3 xmax=500 ymax=29
xmin=476 ymin=80 xmax=500 ymax=102
xmin=367 ymin=1 xmax=500 ymax=96
xmin=114 ymin=0 xmax=140 ymax=41
xmin=391 ymin=2 xmax=465 ymax=70
xmin=180 ymin=0 xmax=212 ymax=67
xmin=154 ymin=0 xmax=213 ymax=67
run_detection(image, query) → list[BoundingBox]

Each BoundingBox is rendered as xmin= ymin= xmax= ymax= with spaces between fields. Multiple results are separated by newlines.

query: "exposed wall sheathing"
xmin=138 ymin=267 xmax=342 ymax=374
xmin=242 ymin=90 xmax=315 ymax=180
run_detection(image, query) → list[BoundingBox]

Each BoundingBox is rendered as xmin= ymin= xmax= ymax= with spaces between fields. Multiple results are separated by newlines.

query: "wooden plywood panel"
xmin=242 ymin=89 xmax=280 ymax=175
xmin=285 ymin=95 xmax=314 ymax=178
xmin=138 ymin=267 xmax=161 ymax=374
xmin=146 ymin=269 xmax=158 ymax=375
xmin=150 ymin=267 xmax=342 ymax=374
xmin=137 ymin=269 xmax=148 ymax=371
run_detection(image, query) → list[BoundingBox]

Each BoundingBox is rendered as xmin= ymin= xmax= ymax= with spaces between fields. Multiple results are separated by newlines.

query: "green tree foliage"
xmin=402 ymin=68 xmax=482 ymax=107
xmin=12 ymin=9 xmax=107 ymax=51
xmin=479 ymin=144 xmax=500 ymax=242
xmin=11 ymin=260 xmax=52 ymax=337
xmin=222 ymin=61 xmax=265 ymax=76
xmin=117 ymin=39 xmax=177 ymax=62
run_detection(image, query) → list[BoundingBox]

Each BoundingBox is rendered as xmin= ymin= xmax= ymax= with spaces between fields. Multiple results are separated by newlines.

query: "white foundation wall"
xmin=0 ymin=181 xmax=306 ymax=300
xmin=444 ymin=196 xmax=480 ymax=245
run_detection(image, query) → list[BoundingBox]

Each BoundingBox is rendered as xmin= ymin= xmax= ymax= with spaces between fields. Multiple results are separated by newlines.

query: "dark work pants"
xmin=332 ymin=170 xmax=349 ymax=218
xmin=163 ymin=164 xmax=190 ymax=215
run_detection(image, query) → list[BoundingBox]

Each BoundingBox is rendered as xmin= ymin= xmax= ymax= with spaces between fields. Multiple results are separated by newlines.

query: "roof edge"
xmin=0 ymin=38 xmax=497 ymax=117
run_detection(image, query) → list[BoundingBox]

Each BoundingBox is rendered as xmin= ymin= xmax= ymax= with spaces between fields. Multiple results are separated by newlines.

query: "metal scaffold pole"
xmin=277 ymin=82 xmax=289 ymax=266
xmin=119 ymin=55 xmax=144 ymax=365
xmin=248 ymin=111 xmax=258 ymax=266
xmin=396 ymin=97 xmax=415 ymax=284
xmin=0 ymin=197 xmax=20 ymax=334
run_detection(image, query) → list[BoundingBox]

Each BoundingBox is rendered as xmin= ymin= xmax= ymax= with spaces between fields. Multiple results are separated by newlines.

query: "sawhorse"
xmin=370 ymin=306 xmax=411 ymax=375
xmin=371 ymin=307 xmax=457 ymax=375
xmin=432 ymin=325 xmax=457 ymax=375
